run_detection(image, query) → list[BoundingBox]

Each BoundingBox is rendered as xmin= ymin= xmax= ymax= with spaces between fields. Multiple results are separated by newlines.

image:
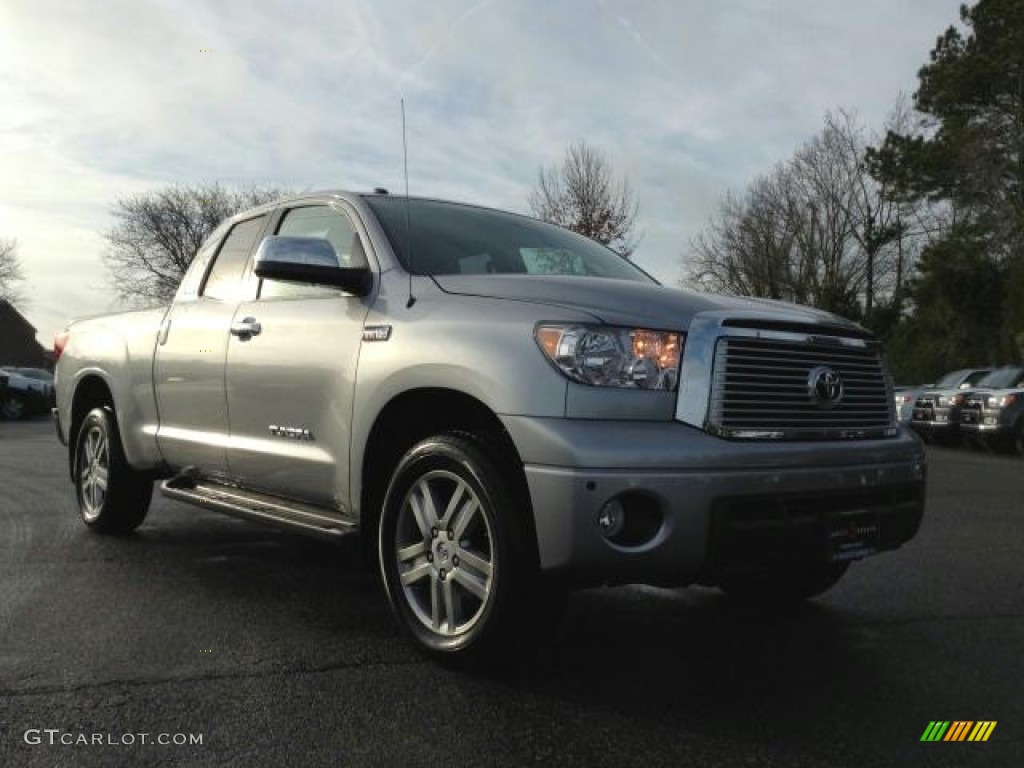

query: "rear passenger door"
xmin=224 ymin=202 xmax=374 ymax=513
xmin=154 ymin=214 xmax=268 ymax=475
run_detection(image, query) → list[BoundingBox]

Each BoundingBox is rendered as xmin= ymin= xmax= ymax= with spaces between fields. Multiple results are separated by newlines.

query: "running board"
xmin=160 ymin=478 xmax=356 ymax=541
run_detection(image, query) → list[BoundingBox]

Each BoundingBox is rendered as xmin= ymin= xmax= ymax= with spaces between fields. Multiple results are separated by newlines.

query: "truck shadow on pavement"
xmin=47 ymin=509 xmax=952 ymax=763
xmin=103 ymin=507 xmax=878 ymax=702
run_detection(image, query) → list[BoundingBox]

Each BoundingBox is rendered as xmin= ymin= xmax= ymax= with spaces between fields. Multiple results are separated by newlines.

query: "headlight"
xmin=987 ymin=394 xmax=1017 ymax=408
xmin=535 ymin=324 xmax=683 ymax=391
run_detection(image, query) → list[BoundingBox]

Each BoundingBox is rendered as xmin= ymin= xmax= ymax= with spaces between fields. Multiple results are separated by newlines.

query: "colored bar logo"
xmin=920 ymin=721 xmax=997 ymax=742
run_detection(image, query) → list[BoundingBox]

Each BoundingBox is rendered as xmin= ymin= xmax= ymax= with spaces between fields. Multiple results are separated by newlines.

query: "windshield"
xmin=964 ymin=369 xmax=991 ymax=386
xmin=977 ymin=367 xmax=1024 ymax=388
xmin=363 ymin=196 xmax=655 ymax=284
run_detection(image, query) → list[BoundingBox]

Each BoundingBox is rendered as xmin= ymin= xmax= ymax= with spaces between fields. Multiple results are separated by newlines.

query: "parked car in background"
xmin=0 ymin=366 xmax=55 ymax=420
xmin=910 ymin=367 xmax=993 ymax=443
xmin=959 ymin=366 xmax=1024 ymax=455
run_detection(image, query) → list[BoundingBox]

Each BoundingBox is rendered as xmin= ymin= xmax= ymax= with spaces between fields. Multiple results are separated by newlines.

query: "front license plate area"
xmin=827 ymin=511 xmax=880 ymax=562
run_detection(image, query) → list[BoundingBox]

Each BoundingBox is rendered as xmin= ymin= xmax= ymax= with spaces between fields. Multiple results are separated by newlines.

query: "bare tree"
xmin=0 ymin=237 xmax=26 ymax=308
xmin=529 ymin=142 xmax=639 ymax=258
xmin=686 ymin=108 xmax=933 ymax=322
xmin=104 ymin=183 xmax=291 ymax=306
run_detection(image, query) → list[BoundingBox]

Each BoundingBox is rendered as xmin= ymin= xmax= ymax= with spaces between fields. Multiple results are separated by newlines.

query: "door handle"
xmin=230 ymin=317 xmax=262 ymax=338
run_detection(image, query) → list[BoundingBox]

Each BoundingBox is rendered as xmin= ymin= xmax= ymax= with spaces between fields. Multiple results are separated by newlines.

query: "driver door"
xmin=224 ymin=202 xmax=374 ymax=512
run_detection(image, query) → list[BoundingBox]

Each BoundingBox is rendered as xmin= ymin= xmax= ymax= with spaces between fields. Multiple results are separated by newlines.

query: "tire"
xmin=719 ymin=561 xmax=850 ymax=603
xmin=74 ymin=407 xmax=153 ymax=534
xmin=378 ymin=433 xmax=554 ymax=667
xmin=1 ymin=393 xmax=27 ymax=421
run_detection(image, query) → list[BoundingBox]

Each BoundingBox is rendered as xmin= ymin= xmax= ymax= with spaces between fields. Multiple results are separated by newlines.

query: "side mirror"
xmin=254 ymin=236 xmax=371 ymax=295
xmin=959 ymin=382 xmax=971 ymax=389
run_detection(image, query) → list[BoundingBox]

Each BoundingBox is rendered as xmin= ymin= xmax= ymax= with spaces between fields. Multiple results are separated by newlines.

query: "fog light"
xmin=597 ymin=499 xmax=625 ymax=538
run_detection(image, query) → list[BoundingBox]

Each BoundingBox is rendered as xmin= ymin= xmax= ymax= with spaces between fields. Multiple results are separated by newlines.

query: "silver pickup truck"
xmin=54 ymin=191 xmax=926 ymax=665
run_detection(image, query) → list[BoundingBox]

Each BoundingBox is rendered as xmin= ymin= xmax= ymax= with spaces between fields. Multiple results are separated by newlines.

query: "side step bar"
xmin=160 ymin=477 xmax=356 ymax=541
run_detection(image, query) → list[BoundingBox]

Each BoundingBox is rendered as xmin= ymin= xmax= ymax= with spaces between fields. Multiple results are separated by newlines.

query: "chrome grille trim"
xmin=701 ymin=324 xmax=896 ymax=441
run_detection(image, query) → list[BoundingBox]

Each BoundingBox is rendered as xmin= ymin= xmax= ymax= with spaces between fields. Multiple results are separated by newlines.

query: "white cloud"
xmin=0 ymin=0 xmax=964 ymax=345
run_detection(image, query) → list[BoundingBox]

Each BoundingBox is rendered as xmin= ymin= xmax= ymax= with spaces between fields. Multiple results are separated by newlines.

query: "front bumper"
xmin=959 ymin=409 xmax=1008 ymax=435
xmin=911 ymin=407 xmax=957 ymax=434
xmin=503 ymin=416 xmax=926 ymax=586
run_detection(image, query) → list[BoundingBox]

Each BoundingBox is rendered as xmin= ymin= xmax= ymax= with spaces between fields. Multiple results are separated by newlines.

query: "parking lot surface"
xmin=1 ymin=419 xmax=1021 ymax=767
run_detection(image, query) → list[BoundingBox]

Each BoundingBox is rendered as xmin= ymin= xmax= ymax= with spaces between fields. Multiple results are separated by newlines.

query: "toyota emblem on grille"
xmin=808 ymin=366 xmax=844 ymax=408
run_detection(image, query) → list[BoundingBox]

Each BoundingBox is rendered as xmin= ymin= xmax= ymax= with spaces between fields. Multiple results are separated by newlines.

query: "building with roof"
xmin=0 ymin=300 xmax=51 ymax=370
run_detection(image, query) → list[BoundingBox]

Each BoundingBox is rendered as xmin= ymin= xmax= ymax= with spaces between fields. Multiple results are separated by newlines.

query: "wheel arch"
xmin=358 ymin=387 xmax=537 ymax=565
xmin=67 ymin=374 xmax=116 ymax=482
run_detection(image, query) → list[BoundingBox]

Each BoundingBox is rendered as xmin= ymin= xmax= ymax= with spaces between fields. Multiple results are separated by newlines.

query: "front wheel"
xmin=378 ymin=434 xmax=552 ymax=667
xmin=74 ymin=407 xmax=153 ymax=534
xmin=719 ymin=561 xmax=850 ymax=603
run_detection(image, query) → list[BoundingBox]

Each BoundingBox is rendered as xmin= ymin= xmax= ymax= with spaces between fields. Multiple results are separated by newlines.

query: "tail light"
xmin=53 ymin=330 xmax=70 ymax=362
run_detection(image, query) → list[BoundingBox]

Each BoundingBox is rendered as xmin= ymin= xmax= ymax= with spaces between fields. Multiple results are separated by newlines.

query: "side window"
xmin=260 ymin=206 xmax=366 ymax=300
xmin=202 ymin=215 xmax=268 ymax=301
xmin=177 ymin=223 xmax=229 ymax=300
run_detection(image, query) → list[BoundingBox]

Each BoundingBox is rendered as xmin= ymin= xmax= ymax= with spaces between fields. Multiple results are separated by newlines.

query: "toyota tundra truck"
xmin=958 ymin=365 xmax=1024 ymax=454
xmin=53 ymin=191 xmax=926 ymax=664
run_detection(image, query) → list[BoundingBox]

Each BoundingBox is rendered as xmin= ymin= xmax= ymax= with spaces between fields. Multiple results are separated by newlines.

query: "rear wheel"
xmin=74 ymin=407 xmax=152 ymax=534
xmin=378 ymin=433 xmax=556 ymax=667
xmin=719 ymin=562 xmax=850 ymax=603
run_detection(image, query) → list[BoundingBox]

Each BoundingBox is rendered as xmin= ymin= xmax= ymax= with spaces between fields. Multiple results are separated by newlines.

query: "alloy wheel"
xmin=394 ymin=469 xmax=495 ymax=636
xmin=78 ymin=425 xmax=109 ymax=521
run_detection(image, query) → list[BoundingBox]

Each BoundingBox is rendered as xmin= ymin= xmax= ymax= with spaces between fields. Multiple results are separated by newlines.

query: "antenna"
xmin=402 ymin=99 xmax=416 ymax=308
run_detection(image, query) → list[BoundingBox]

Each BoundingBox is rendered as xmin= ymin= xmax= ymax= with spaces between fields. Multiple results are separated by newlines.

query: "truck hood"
xmin=921 ymin=387 xmax=971 ymax=398
xmin=432 ymin=274 xmax=858 ymax=331
xmin=966 ymin=388 xmax=1024 ymax=398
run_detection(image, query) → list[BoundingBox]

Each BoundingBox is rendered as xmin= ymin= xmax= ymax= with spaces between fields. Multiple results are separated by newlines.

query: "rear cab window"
xmin=201 ymin=215 xmax=269 ymax=302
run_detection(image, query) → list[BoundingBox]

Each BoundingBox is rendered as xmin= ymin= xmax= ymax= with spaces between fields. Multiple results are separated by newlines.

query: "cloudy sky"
xmin=0 ymin=0 xmax=964 ymax=346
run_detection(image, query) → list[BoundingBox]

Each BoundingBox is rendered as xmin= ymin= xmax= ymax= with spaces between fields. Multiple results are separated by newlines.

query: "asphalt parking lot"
xmin=1 ymin=418 xmax=1021 ymax=767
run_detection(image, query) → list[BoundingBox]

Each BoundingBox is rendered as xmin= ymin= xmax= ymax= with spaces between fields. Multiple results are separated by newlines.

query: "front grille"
xmin=960 ymin=397 xmax=984 ymax=424
xmin=709 ymin=334 xmax=895 ymax=439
